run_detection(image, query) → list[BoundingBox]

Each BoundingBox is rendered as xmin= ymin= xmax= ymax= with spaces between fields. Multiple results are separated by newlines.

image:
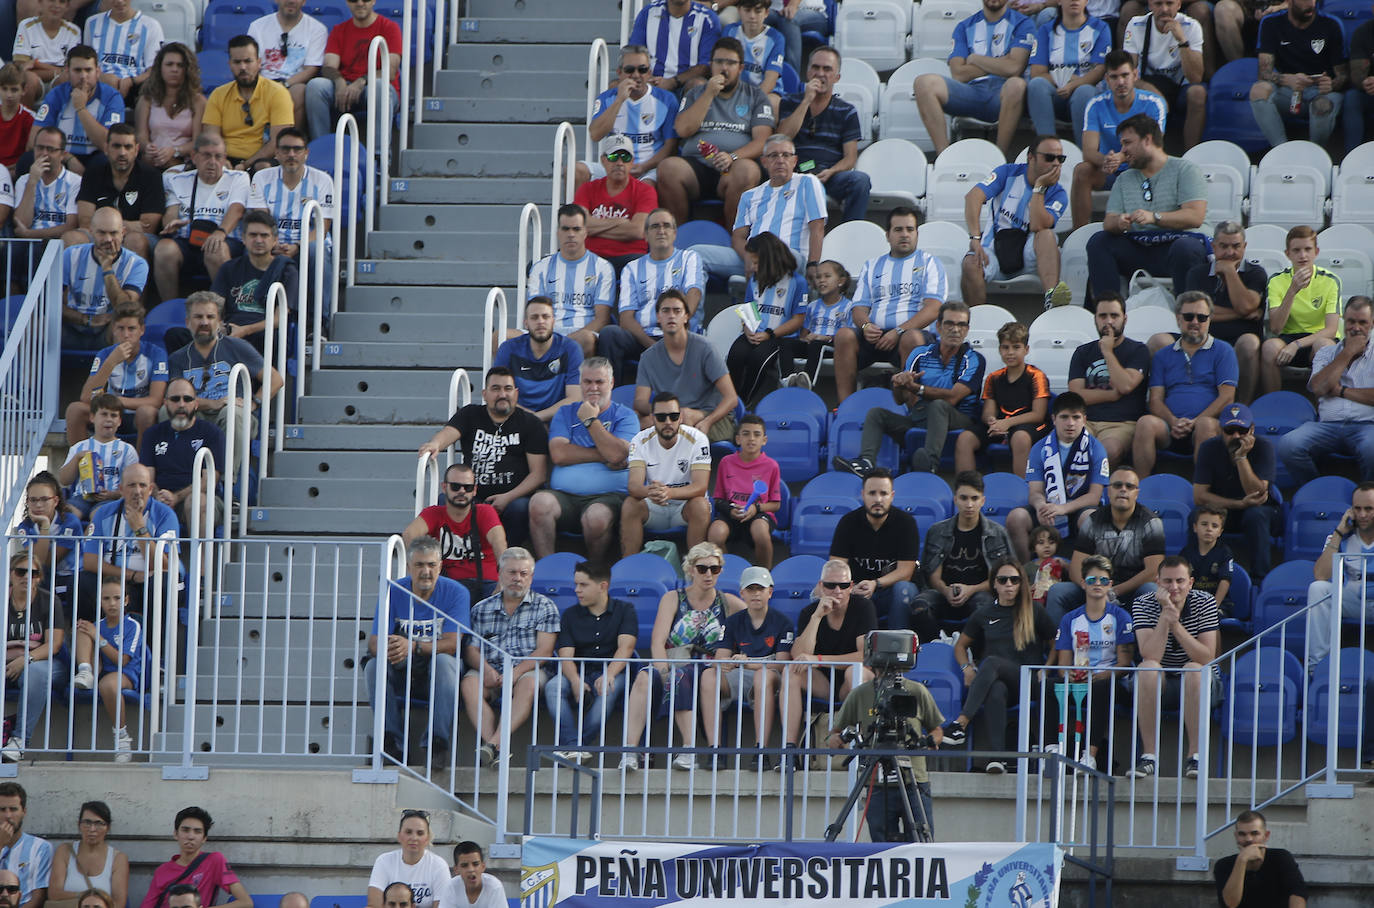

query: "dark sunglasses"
xmin=994 ymin=575 xmax=1021 ymax=585
xmin=10 ymin=568 xmax=36 ymax=577
xmin=821 ymin=580 xmax=852 ymax=590
xmin=1180 ymin=311 xmax=1210 ymax=322
xmin=446 ymin=482 xmax=476 ymax=492
xmin=622 ymin=64 xmax=651 ymax=74
xmin=166 ymin=394 xmax=195 ymax=403
xmin=1140 ymin=178 xmax=1153 ymax=202
xmin=401 ymin=808 xmax=429 ymax=819
xmin=694 ymin=563 xmax=722 ymax=574
xmin=653 ymin=411 xmax=681 ymax=422
xmin=604 ymin=150 xmax=633 ymax=162
xmin=1109 ymin=481 xmax=1137 ymax=490
xmin=0 ymin=886 xmax=21 ymax=894
xmin=1223 ymin=426 xmax=1249 ymax=435
xmin=240 ymin=101 xmax=254 ymax=127
xmin=1039 ymin=152 xmax=1067 ymax=163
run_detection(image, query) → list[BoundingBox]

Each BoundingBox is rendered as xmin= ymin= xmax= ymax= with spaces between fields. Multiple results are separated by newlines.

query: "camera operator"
xmin=1193 ymin=403 xmax=1280 ymax=579
xmin=825 ymin=631 xmax=944 ymax=842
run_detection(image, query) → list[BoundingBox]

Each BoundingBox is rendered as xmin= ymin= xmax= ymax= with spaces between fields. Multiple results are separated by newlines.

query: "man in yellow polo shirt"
xmin=1260 ymin=224 xmax=1341 ymax=397
xmin=203 ymin=34 xmax=294 ymax=173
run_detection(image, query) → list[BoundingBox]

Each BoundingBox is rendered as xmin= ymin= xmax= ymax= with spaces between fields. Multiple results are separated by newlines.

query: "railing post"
xmin=414 ymin=454 xmax=439 ymax=517
xmin=164 ymin=532 xmax=208 ymax=780
xmin=1179 ymin=663 xmax=1213 ymax=870
xmin=445 ymin=368 xmax=473 ymax=470
xmin=188 ymin=446 xmax=216 ymax=623
xmin=356 ymin=535 xmax=405 ymax=782
xmin=483 ymin=287 xmax=508 ymax=379
xmin=516 ymin=203 xmax=542 ymax=324
xmin=1306 ymin=554 xmax=1355 ymax=798
xmin=333 ymin=113 xmax=361 ymax=295
xmin=551 ymin=122 xmax=576 ymax=249
xmin=620 ymin=0 xmax=645 ymax=47
xmin=366 ymin=35 xmax=390 ymax=229
xmin=221 ymin=365 xmax=253 ymax=545
xmin=586 ymin=40 xmax=609 ymax=163
xmin=1015 ymin=664 xmax=1033 ymax=841
xmin=295 ymin=199 xmax=329 ymax=419
xmin=259 ymin=282 xmax=290 ymax=489
xmin=496 ymin=649 xmax=514 ymax=841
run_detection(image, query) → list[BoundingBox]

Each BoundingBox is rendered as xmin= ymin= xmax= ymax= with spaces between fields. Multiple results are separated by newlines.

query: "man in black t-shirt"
xmin=828 ymin=468 xmax=919 ymax=633
xmin=1214 ymin=809 xmax=1308 ymax=908
xmin=1067 ymin=295 xmax=1152 ymax=466
xmin=207 ymin=211 xmax=299 ymax=353
xmin=1180 ymin=222 xmax=1266 ymax=401
xmin=1249 ymin=0 xmax=1349 ymax=148
xmin=419 ymin=367 xmax=550 ymax=546
xmin=1345 ymin=19 xmax=1374 ymax=152
xmin=68 ymin=123 xmax=164 ymax=260
xmin=1194 ymin=402 xmax=1280 ymax=578
xmin=779 ymin=559 xmax=877 ymax=768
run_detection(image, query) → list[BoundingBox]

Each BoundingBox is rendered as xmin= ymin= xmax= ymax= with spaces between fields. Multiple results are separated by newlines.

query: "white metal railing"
xmin=414 ymin=454 xmax=439 ymax=518
xmin=366 ymin=35 xmax=392 ymax=226
xmin=586 ymin=39 xmax=610 ymax=163
xmin=221 ymin=364 xmax=253 ymax=542
xmin=551 ymin=122 xmax=577 ymax=249
xmin=0 ymin=239 xmax=60 ymax=529
xmin=482 ymin=287 xmax=508 ymax=379
xmin=444 ymin=367 xmax=473 ymax=470
xmin=259 ymin=281 xmax=291 ymax=479
xmin=332 ymin=112 xmax=361 ymax=296
xmin=516 ymin=202 xmax=542 ymax=322
xmin=620 ymin=0 xmax=646 ymax=47
xmin=294 ymin=198 xmax=330 ymax=418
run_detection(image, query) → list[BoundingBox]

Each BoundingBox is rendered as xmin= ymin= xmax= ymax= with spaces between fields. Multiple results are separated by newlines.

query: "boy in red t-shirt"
xmin=0 ymin=65 xmax=36 ymax=171
xmin=306 ymin=0 xmax=403 ymax=146
xmin=708 ymin=415 xmax=781 ymax=566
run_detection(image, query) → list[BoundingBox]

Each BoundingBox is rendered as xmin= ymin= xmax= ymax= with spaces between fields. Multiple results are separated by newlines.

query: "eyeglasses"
xmin=79 ymin=818 xmax=108 ymax=827
xmin=34 ymin=144 xmax=63 ymax=154
xmin=821 ymin=580 xmax=852 ymax=590
xmin=763 ymin=152 xmax=796 ymax=159
xmin=1180 ymin=311 xmax=1210 ymax=322
xmin=943 ymin=320 xmax=970 ymax=329
xmin=25 ymin=495 xmax=55 ymax=503
xmin=1039 ymin=152 xmax=1067 ymax=163
xmin=622 ymin=64 xmax=651 ymax=74
xmin=1084 ymin=576 xmax=1112 ymax=586
xmin=711 ymin=57 xmax=741 ymax=66
xmin=278 ymin=144 xmax=307 ymax=154
xmin=1223 ymin=426 xmax=1249 ymax=436
xmin=994 ymin=575 xmax=1021 ymax=585
xmin=166 ymin=394 xmax=195 ymax=403
xmin=240 ymin=101 xmax=254 ymax=127
xmin=694 ymin=563 xmax=723 ymax=575
xmin=1140 ymin=178 xmax=1153 ymax=202
xmin=653 ymin=411 xmax=681 ymax=422
xmin=446 ymin=482 xmax=476 ymax=492
xmin=604 ymin=150 xmax=632 ymax=163
xmin=1109 ymin=481 xmax=1138 ymax=490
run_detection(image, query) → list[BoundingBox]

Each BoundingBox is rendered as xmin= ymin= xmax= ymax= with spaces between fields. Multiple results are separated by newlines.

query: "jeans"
xmin=871 ymin=580 xmax=920 ymax=633
xmin=824 ymin=169 xmax=872 ymax=224
xmin=859 ymin=400 xmax=974 ymax=469
xmin=1085 ymin=230 xmax=1207 ymax=300
xmin=1306 ymin=580 xmax=1374 ymax=667
xmin=543 ymin=669 xmax=629 ymax=746
xmin=1278 ymin=420 xmax=1374 ymax=488
xmin=867 ymin=780 xmax=934 ymax=842
xmin=1343 ymin=90 xmax=1374 ymax=152
xmin=15 ymin=659 xmax=55 ymax=743
xmin=1250 ymin=86 xmax=1343 ymax=148
xmin=305 ymin=77 xmax=397 ymax=149
xmin=1026 ymin=78 xmax=1096 ymax=144
xmin=365 ymin=652 xmax=459 ymax=744
xmin=766 ymin=10 xmax=832 ymax=73
xmin=500 ymin=495 xmax=532 ymax=546
xmin=596 ymin=324 xmax=652 ymax=384
xmin=692 ymin=243 xmax=746 ymax=285
xmin=1043 ymin=581 xmax=1158 ymax=627
xmin=1229 ymin=504 xmax=1280 ymax=579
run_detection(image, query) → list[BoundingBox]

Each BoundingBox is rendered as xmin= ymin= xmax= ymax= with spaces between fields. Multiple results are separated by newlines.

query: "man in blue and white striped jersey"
xmin=12 ymin=126 xmax=80 ymax=241
xmin=83 ymin=0 xmax=163 ymax=101
xmin=579 ymin=45 xmax=679 ymax=188
xmin=527 ymin=203 xmax=617 ymax=357
xmin=248 ymin=125 xmax=335 ymax=260
xmin=60 ymin=206 xmax=147 ymax=350
xmin=0 ymin=784 xmax=53 ymax=905
xmin=628 ymin=0 xmax=722 ymax=94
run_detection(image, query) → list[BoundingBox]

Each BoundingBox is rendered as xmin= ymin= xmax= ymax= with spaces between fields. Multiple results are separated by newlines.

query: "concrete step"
xmin=419 ymin=95 xmax=585 ymax=124
xmin=376 ymin=203 xmax=526 ymax=233
xmin=396 ymin=148 xmax=553 ymax=179
xmin=280 ymin=424 xmax=436 ymax=451
xmin=174 ymin=703 xmax=370 ymax=757
xmin=355 ymin=259 xmax=509 ymax=286
xmin=331 ymin=311 xmax=491 ymax=344
xmin=307 ymin=368 xmax=463 ymax=400
xmin=203 ymin=617 xmax=368 ymax=653
xmin=454 ymin=17 xmax=619 ymax=46
xmin=315 ymin=338 xmax=483 ymax=367
xmin=272 ymin=449 xmax=434 ymax=480
xmin=217 ymin=587 xmax=381 ymax=619
xmin=387 ymin=176 xmax=547 ymax=205
xmin=463 ymin=0 xmax=620 ymax=19
xmin=195 ymin=642 xmax=360 ymax=701
xmin=445 ymin=42 xmax=600 ymax=73
xmin=432 ymin=71 xmax=588 ymax=104
xmin=298 ymin=393 xmax=452 ymax=424
xmin=248 ymin=504 xmax=416 ymax=536
xmin=341 ymin=285 xmax=511 ymax=314
xmin=258 ymin=476 xmax=416 ymax=511
xmin=366 ymin=229 xmax=518 ymax=260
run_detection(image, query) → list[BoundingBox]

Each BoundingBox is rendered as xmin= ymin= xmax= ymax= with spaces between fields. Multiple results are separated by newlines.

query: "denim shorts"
xmin=942 ymin=76 xmax=1007 ymax=121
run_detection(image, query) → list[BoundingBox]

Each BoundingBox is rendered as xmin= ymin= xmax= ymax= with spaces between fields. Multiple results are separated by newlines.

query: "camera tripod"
xmin=824 ymin=747 xmax=933 ymax=844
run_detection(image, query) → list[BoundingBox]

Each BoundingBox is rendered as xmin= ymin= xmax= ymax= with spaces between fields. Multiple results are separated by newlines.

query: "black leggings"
xmin=727 ymin=333 xmax=784 ymax=407
xmin=961 ymin=655 xmax=1024 ymax=752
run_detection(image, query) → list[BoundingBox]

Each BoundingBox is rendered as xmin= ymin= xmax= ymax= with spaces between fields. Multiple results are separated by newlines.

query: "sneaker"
xmin=619 ymin=753 xmax=640 ymax=771
xmin=831 ymin=455 xmax=873 ymax=478
xmin=1128 ymin=755 xmax=1157 ymax=779
xmin=784 ymin=371 xmax=812 ymax=390
xmin=478 ymin=742 xmax=498 ymax=768
xmin=114 ymin=728 xmax=133 ymax=764
xmin=672 ymin=753 xmax=695 ymax=770
xmin=554 ymin=750 xmax=586 ymax=763
xmin=74 ymin=664 xmax=95 ymax=690
xmin=1041 ymin=743 xmax=1062 ymax=777
xmin=1184 ymin=755 xmax=1199 ymax=779
xmin=908 ymin=449 xmax=938 ymax=473
xmin=940 ymin=721 xmax=967 ymax=746
xmin=1043 ymin=281 xmax=1072 ymax=310
xmin=758 ymin=753 xmax=780 ymax=772
xmin=985 ymin=760 xmax=1007 ymax=775
xmin=1 ymin=738 xmax=21 ymax=763
xmin=698 ymin=753 xmax=722 ymax=770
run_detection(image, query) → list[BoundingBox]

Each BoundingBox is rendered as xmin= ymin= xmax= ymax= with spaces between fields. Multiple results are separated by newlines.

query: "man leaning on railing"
xmin=1306 ymin=480 xmax=1374 ymax=671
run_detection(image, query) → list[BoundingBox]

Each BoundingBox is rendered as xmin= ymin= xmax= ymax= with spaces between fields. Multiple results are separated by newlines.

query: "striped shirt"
xmin=619 ymin=248 xmax=706 ymax=336
xmin=84 ymin=10 xmax=164 ymax=79
xmin=85 ymin=498 xmax=181 ymax=573
xmin=1030 ymin=17 xmax=1112 ymax=87
xmin=951 ymin=9 xmax=1035 ymax=81
xmin=629 ymin=0 xmax=722 ymax=79
xmin=248 ymin=12 xmax=328 ymax=81
xmin=88 ymin=340 xmax=169 ymax=399
xmin=249 ymin=165 xmax=336 ymax=245
xmin=804 ymin=295 xmax=854 ymax=337
xmin=62 ymin=244 xmax=149 ymax=317
xmin=163 ymin=168 xmax=252 ymax=239
xmin=590 ymin=86 xmax=678 ymax=164
xmin=725 ymin=23 xmax=785 ymax=87
xmin=974 ymin=163 xmax=1067 ymax=251
xmin=904 ymin=342 xmax=986 ymax=417
xmin=0 ymin=832 xmax=53 ymax=904
xmin=15 ymin=511 xmax=84 ymax=576
xmin=12 ymin=17 xmax=80 ymax=65
xmin=1130 ymin=589 xmax=1218 ymax=668
xmin=35 ymin=82 xmax=125 ymax=157
xmin=14 ymin=170 xmax=81 ymax=230
xmin=852 ymin=249 xmax=948 ymax=330
xmin=529 ymin=250 xmax=617 ymax=333
xmin=734 ymin=173 xmax=827 ymax=264
xmin=747 ymin=271 xmax=805 ymax=334
xmin=62 ymin=436 xmax=140 ymax=499
xmin=1082 ymin=89 xmax=1168 ymax=155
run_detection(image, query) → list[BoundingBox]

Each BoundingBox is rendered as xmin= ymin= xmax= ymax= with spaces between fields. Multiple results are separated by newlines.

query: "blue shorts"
xmin=943 ymin=76 xmax=1007 ymax=122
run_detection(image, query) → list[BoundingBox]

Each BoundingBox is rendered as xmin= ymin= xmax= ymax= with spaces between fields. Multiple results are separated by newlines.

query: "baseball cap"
xmin=600 ymin=134 xmax=634 ymax=157
xmin=1220 ymin=403 xmax=1253 ymax=430
xmin=739 ymin=566 xmax=773 ymax=589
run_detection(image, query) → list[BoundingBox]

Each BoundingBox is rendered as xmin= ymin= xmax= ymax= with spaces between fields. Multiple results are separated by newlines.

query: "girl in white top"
xmin=48 ymin=800 xmax=130 ymax=908
xmin=366 ymin=811 xmax=452 ymax=908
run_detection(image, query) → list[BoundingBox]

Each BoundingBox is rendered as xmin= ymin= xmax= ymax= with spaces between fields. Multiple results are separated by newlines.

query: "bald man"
xmin=279 ymin=893 xmax=309 ymax=908
xmin=60 ymin=206 xmax=150 ymax=351
xmin=383 ymin=884 xmax=415 ymax=908
xmin=83 ymin=463 xmax=181 ymax=612
xmin=0 ymin=870 xmax=22 ymax=908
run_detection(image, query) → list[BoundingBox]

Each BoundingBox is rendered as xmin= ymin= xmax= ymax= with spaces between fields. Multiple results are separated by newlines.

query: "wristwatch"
xmin=1153 ymin=211 xmax=1162 ymax=225
xmin=581 ymin=416 xmax=596 ymax=429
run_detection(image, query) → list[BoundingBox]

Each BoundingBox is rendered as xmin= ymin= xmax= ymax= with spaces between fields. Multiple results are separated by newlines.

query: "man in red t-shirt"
xmin=572 ymin=134 xmax=658 ymax=272
xmin=304 ymin=0 xmax=401 ymax=146
xmin=403 ymin=462 xmax=507 ymax=603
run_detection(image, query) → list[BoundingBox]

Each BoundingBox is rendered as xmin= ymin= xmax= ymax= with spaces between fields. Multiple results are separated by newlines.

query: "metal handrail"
xmin=551 ymin=122 xmax=576 ymax=249
xmin=516 ymin=202 xmax=542 ymax=321
xmin=398 ymin=0 xmax=425 ymax=153
xmin=414 ymin=454 xmax=440 ymax=518
xmin=332 ymin=112 xmax=361 ymax=296
xmin=221 ymin=363 xmax=253 ymax=542
xmin=445 ymin=367 xmax=473 ymax=469
xmin=482 ymin=287 xmax=508 ymax=379
xmin=586 ymin=39 xmax=610 ymax=163
xmin=189 ymin=445 xmax=217 ymax=622
xmin=366 ymin=35 xmax=391 ymax=224
xmin=620 ymin=0 xmax=646 ymax=47
xmin=259 ymin=281 xmax=291 ymax=485
xmin=295 ymin=198 xmax=329 ymax=412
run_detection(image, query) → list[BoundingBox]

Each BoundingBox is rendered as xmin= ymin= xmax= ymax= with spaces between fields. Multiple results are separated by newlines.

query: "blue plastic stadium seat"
xmin=1250 ymin=391 xmax=1316 ymax=489
xmin=1220 ymin=563 xmax=1255 ymax=632
xmin=198 ymin=49 xmax=233 ymax=93
xmin=755 ymin=387 xmax=829 ymax=480
xmin=1139 ymin=472 xmax=1195 ymax=552
xmin=828 ymin=387 xmax=905 ymax=471
xmin=719 ymin=553 xmax=751 ymax=594
xmin=201 ymin=1 xmax=274 ymax=51
xmin=611 ymin=552 xmax=680 ymax=590
xmin=308 ymin=134 xmax=369 ymax=222
xmin=1220 ymin=645 xmax=1304 ymax=750
xmin=532 ymin=552 xmax=581 ymax=605
xmin=1306 ymin=647 xmax=1374 ymax=749
xmin=980 ymin=472 xmax=1028 ymax=524
xmin=769 ymin=554 xmax=827 ymax=624
xmin=674 ymin=219 xmax=732 ymax=251
xmin=891 ymin=471 xmax=952 ymax=539
xmin=788 ymin=473 xmax=862 ymax=556
xmin=1203 ymin=59 xmax=1269 ymax=152
xmin=1251 ymin=559 xmax=1318 ymax=651
xmin=1285 ymin=477 xmax=1357 ymax=561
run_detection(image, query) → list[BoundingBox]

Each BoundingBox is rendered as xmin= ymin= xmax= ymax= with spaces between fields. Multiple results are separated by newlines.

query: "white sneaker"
xmin=784 ymin=372 xmax=812 ymax=390
xmin=114 ymin=728 xmax=133 ymax=764
xmin=619 ymin=754 xmax=640 ymax=771
xmin=672 ymin=753 xmax=695 ymax=770
xmin=1 ymin=738 xmax=22 ymax=763
xmin=554 ymin=750 xmax=586 ymax=763
xmin=74 ymin=665 xmax=95 ymax=690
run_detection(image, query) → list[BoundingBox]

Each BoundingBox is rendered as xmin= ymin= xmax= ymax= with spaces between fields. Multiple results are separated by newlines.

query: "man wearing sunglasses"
xmin=1086 ymin=113 xmax=1208 ymax=305
xmin=404 ymin=463 xmax=507 ymax=604
xmin=622 ymin=391 xmax=712 ymax=558
xmin=580 ymin=46 xmax=678 ymax=188
xmin=248 ymin=125 xmax=336 ymax=261
xmin=248 ymin=0 xmax=327 ymax=130
xmin=573 ymin=134 xmax=658 ymax=272
xmin=1177 ymin=221 xmax=1266 ymax=403
xmin=1193 ymin=403 xmax=1280 ymax=578
xmin=1133 ymin=291 xmax=1237 ymax=477
xmin=139 ymin=377 xmax=227 ymax=532
xmin=960 ymin=133 xmax=1071 ymax=312
xmin=203 ymin=35 xmax=293 ymax=173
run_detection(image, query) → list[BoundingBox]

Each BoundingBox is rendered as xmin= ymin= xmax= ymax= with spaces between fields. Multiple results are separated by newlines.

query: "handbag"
xmin=185 ymin=175 xmax=218 ymax=248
